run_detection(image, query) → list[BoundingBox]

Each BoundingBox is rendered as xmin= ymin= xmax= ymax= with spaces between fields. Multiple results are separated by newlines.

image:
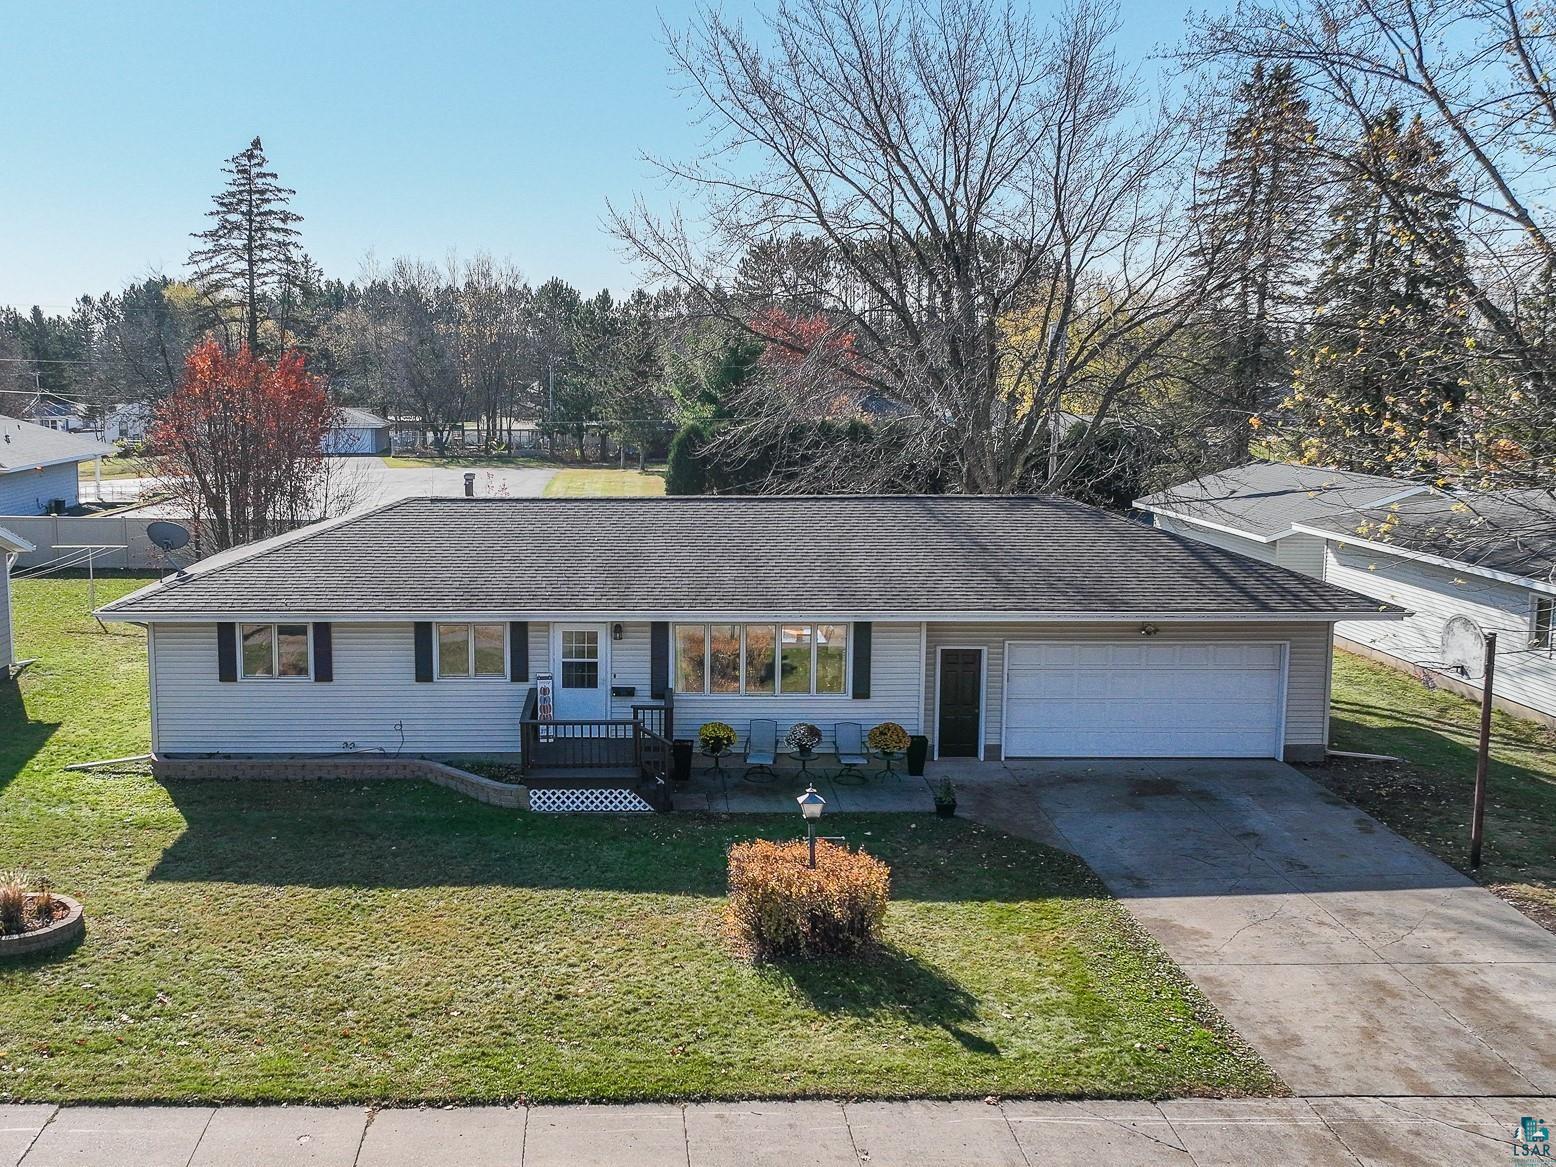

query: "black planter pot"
xmin=907 ymin=735 xmax=930 ymax=776
xmin=672 ymin=739 xmax=693 ymax=782
xmin=934 ymin=801 xmax=956 ymax=819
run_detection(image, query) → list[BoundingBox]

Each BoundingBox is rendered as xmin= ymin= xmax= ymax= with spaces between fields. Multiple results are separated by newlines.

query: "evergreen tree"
xmin=1288 ymin=110 xmax=1470 ymax=474
xmin=188 ymin=137 xmax=303 ymax=353
xmin=1192 ymin=63 xmax=1319 ymax=461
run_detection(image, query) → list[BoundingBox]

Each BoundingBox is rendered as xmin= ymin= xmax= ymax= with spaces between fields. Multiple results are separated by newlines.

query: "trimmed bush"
xmin=725 ymin=838 xmax=890 ymax=959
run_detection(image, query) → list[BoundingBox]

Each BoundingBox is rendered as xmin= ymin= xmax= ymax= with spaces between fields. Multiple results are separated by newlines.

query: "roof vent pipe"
xmin=463 ymin=472 xmax=475 ymax=498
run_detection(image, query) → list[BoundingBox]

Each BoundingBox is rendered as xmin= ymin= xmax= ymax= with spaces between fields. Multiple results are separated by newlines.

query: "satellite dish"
xmin=1442 ymin=615 xmax=1485 ymax=678
xmin=147 ymin=521 xmax=191 ymax=552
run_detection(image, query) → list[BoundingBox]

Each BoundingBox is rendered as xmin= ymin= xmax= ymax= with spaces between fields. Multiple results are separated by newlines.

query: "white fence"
xmin=0 ymin=514 xmax=196 ymax=571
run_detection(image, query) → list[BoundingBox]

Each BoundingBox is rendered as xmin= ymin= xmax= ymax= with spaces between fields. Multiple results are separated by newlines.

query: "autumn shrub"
xmin=725 ymin=838 xmax=890 ymax=959
xmin=0 ymin=871 xmax=34 ymax=935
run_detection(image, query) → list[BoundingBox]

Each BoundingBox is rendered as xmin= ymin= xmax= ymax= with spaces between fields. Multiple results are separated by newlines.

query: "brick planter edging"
xmin=151 ymin=756 xmax=527 ymax=809
xmin=0 ymin=894 xmax=84 ymax=958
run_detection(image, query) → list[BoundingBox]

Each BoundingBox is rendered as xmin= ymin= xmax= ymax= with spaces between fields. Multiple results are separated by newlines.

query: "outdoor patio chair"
xmin=743 ymin=718 xmax=779 ymax=782
xmin=834 ymin=721 xmax=870 ymax=782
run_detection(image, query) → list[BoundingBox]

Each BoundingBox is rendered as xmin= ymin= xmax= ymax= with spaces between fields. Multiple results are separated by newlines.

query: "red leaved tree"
xmin=150 ymin=339 xmax=342 ymax=551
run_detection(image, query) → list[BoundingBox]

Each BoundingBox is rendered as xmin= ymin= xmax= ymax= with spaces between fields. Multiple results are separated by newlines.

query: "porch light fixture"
xmin=1139 ymin=622 xmax=1160 ymax=637
xmin=797 ymin=785 xmax=826 ymax=867
xmin=612 ymin=623 xmax=624 ymax=641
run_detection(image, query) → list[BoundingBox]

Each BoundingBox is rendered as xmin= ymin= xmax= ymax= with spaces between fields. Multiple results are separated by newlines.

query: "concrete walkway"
xmin=4 ymin=1096 xmax=1552 ymax=1165
xmin=949 ymin=758 xmax=1556 ymax=1098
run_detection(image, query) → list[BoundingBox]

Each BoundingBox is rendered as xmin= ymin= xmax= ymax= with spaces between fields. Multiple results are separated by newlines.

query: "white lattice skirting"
xmin=529 ymin=787 xmax=656 ymax=813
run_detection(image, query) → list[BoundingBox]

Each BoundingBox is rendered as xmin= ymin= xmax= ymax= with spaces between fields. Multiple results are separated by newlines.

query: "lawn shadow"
xmin=767 ymin=943 xmax=999 ymax=1054
xmin=0 ymin=679 xmax=59 ymax=795
xmin=146 ymin=779 xmax=1096 ymax=905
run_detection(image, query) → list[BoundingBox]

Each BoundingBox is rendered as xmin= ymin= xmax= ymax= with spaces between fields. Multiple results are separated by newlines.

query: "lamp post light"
xmin=797 ymin=785 xmax=826 ymax=868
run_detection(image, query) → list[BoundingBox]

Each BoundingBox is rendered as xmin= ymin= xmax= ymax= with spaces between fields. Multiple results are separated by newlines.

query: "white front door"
xmin=1002 ymin=640 xmax=1287 ymax=759
xmin=551 ymin=623 xmax=611 ymax=720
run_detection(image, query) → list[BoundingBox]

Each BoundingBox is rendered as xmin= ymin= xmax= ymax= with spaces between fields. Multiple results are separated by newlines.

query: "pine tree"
xmin=1289 ymin=110 xmax=1470 ymax=475
xmin=188 ymin=137 xmax=303 ymax=353
xmin=1192 ymin=63 xmax=1320 ymax=461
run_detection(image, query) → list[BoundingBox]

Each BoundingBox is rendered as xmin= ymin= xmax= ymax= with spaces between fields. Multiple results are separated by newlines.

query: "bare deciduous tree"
xmin=614 ymin=0 xmax=1216 ymax=495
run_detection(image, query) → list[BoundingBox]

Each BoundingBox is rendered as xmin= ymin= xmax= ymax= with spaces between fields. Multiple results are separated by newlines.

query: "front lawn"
xmin=0 ymin=578 xmax=1271 ymax=1104
xmin=1310 ymin=651 xmax=1556 ymax=926
xmin=544 ymin=467 xmax=666 ymax=497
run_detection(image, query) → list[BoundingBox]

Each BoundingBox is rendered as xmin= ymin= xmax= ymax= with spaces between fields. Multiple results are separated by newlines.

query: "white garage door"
xmin=1003 ymin=641 xmax=1286 ymax=759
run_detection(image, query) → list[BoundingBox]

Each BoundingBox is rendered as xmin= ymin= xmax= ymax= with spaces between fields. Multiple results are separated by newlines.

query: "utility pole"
xmin=1470 ymin=632 xmax=1497 ymax=868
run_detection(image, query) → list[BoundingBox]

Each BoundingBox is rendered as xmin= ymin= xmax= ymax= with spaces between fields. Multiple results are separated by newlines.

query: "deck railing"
xmin=518 ymin=687 xmax=676 ymax=784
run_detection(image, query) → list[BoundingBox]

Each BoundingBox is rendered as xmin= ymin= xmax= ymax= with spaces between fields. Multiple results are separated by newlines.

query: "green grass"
xmin=78 ymin=457 xmax=148 ymax=482
xmin=0 ymin=577 xmax=1274 ymax=1104
xmin=543 ymin=467 xmax=666 ymax=497
xmin=1311 ymin=651 xmax=1556 ymax=925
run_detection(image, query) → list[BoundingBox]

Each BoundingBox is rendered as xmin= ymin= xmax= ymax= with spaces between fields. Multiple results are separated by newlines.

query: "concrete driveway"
xmin=952 ymin=758 xmax=1556 ymax=1097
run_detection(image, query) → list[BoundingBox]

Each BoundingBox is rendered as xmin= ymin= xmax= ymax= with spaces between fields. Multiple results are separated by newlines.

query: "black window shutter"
xmin=852 ymin=621 xmax=872 ymax=699
xmin=510 ymin=622 xmax=529 ymax=682
xmin=216 ymin=622 xmax=237 ymax=683
xmin=312 ymin=622 xmax=333 ymax=682
xmin=413 ymin=622 xmax=434 ymax=682
xmin=650 ymin=621 xmax=670 ymax=698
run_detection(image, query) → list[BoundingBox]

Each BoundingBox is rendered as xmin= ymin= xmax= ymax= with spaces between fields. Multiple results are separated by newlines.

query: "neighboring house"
xmin=25 ymin=398 xmax=88 ymax=433
xmin=0 ymin=415 xmax=115 ymax=515
xmin=98 ymin=495 xmax=1397 ymax=765
xmin=1137 ymin=462 xmax=1556 ymax=726
xmin=325 ymin=408 xmax=392 ymax=456
xmin=1 ymin=525 xmax=35 ymax=675
xmin=98 ymin=402 xmax=154 ymax=444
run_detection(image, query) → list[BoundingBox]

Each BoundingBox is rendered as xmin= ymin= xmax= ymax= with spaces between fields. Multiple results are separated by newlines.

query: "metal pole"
xmin=807 ymin=821 xmax=816 ymax=868
xmin=1470 ymin=631 xmax=1496 ymax=868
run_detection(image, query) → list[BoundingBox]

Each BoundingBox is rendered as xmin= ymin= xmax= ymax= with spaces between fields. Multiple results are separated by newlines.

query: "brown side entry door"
xmin=937 ymin=648 xmax=983 ymax=758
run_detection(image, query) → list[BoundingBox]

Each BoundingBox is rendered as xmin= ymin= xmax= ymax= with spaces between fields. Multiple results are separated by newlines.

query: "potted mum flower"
xmin=699 ymin=721 xmax=738 ymax=772
xmin=867 ymin=722 xmax=910 ymax=773
xmin=785 ymin=722 xmax=822 ymax=757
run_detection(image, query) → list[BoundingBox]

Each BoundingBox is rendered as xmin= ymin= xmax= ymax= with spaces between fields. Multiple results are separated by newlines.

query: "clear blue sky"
xmin=0 ymin=0 xmax=1210 ymax=313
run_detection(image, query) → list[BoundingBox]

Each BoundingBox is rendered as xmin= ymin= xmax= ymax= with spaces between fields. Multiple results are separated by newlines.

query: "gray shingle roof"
xmin=1298 ymin=489 xmax=1556 ymax=585
xmin=1135 ymin=462 xmax=1422 ymax=540
xmin=0 ymin=415 xmax=114 ymax=472
xmin=101 ymin=495 xmax=1398 ymax=620
xmin=332 ymin=407 xmax=390 ymax=429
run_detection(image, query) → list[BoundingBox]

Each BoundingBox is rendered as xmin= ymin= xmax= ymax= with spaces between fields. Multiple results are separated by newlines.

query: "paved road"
xmin=951 ymin=758 xmax=1556 ymax=1097
xmin=85 ymin=457 xmax=556 ymax=513
xmin=3 ymin=1096 xmax=1550 ymax=1165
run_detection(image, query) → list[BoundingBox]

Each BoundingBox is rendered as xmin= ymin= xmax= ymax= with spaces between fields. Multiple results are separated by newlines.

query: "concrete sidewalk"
xmin=4 ymin=1097 xmax=1551 ymax=1166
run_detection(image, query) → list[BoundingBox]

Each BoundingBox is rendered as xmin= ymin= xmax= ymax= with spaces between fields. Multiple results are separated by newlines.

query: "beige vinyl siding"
xmin=1327 ymin=543 xmax=1556 ymax=719
xmin=1275 ymin=532 xmax=1326 ymax=577
xmin=150 ymin=622 xmax=529 ymax=755
xmin=923 ymin=621 xmax=1333 ymax=755
xmin=0 ymin=463 xmax=79 ymax=516
xmin=1153 ymin=515 xmax=1277 ymax=563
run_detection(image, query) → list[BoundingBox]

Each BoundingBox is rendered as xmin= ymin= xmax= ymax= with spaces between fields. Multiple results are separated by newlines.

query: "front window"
xmin=241 ymin=623 xmax=310 ymax=678
xmin=673 ymin=622 xmax=848 ymax=696
xmin=1534 ymin=597 xmax=1555 ymax=650
xmin=560 ymin=628 xmax=600 ymax=688
xmin=437 ymin=622 xmax=507 ymax=678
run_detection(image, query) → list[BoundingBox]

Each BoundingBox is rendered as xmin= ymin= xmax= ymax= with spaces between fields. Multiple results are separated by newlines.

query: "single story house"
xmin=25 ymin=398 xmax=88 ymax=433
xmin=1 ymin=524 xmax=35 ymax=675
xmin=325 ymin=408 xmax=392 ymax=456
xmin=0 ymin=415 xmax=115 ymax=516
xmin=98 ymin=402 xmax=154 ymax=445
xmin=1137 ymin=463 xmax=1556 ymax=726
xmin=98 ymin=495 xmax=1398 ymax=767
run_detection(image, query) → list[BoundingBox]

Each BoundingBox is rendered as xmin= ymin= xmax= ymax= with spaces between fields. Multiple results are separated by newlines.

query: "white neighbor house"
xmin=325 ymin=408 xmax=392 ymax=456
xmin=1 ymin=524 xmax=35 ymax=675
xmin=1137 ymin=462 xmax=1556 ymax=727
xmin=98 ymin=495 xmax=1398 ymax=767
xmin=0 ymin=415 xmax=115 ymax=515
